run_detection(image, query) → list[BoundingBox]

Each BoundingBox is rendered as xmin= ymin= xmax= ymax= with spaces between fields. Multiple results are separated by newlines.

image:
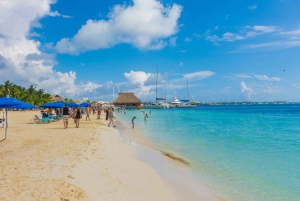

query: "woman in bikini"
xmin=107 ymin=108 xmax=116 ymax=127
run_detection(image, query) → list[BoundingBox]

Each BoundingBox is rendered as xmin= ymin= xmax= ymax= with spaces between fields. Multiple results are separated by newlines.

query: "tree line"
xmin=0 ymin=80 xmax=52 ymax=106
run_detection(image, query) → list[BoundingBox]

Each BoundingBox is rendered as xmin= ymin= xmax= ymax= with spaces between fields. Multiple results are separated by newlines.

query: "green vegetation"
xmin=64 ymin=98 xmax=75 ymax=103
xmin=0 ymin=80 xmax=51 ymax=106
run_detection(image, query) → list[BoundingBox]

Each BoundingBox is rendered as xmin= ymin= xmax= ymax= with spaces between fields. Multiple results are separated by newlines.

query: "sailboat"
xmin=143 ymin=67 xmax=168 ymax=109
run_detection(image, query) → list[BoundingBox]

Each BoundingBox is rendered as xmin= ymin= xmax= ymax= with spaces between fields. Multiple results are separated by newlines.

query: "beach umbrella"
xmin=80 ymin=102 xmax=91 ymax=107
xmin=39 ymin=101 xmax=65 ymax=108
xmin=8 ymin=98 xmax=35 ymax=109
xmin=0 ymin=97 xmax=33 ymax=140
xmin=0 ymin=98 xmax=20 ymax=108
xmin=68 ymin=102 xmax=79 ymax=108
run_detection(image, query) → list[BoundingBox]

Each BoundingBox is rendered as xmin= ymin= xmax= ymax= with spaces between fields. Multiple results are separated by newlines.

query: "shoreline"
xmin=114 ymin=115 xmax=223 ymax=201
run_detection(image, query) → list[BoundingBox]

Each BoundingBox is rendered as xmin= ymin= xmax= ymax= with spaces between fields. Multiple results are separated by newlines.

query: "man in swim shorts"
xmin=97 ymin=104 xmax=102 ymax=119
xmin=62 ymin=104 xmax=70 ymax=129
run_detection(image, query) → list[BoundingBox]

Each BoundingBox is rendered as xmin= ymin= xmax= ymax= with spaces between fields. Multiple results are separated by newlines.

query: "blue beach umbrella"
xmin=0 ymin=97 xmax=34 ymax=140
xmin=67 ymin=102 xmax=79 ymax=108
xmin=80 ymin=102 xmax=91 ymax=107
xmin=0 ymin=98 xmax=20 ymax=108
xmin=39 ymin=101 xmax=65 ymax=108
xmin=8 ymin=98 xmax=35 ymax=109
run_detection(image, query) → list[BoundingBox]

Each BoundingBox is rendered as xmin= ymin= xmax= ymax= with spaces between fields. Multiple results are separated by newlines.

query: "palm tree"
xmin=3 ymin=80 xmax=12 ymax=97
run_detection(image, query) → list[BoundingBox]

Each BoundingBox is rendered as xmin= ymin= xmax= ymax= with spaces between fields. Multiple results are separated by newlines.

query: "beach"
xmin=0 ymin=110 xmax=220 ymax=201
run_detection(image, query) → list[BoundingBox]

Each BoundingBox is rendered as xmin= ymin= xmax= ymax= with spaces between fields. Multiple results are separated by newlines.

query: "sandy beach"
xmin=0 ymin=110 xmax=220 ymax=201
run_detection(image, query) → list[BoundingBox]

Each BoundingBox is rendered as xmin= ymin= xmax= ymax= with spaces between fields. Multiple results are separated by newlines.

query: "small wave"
xmin=160 ymin=150 xmax=190 ymax=165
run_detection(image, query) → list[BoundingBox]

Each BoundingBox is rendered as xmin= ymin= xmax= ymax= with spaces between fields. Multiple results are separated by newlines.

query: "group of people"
xmin=61 ymin=104 xmax=116 ymax=129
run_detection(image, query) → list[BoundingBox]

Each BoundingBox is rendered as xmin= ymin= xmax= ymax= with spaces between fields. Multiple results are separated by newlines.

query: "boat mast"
xmin=165 ymin=83 xmax=167 ymax=103
xmin=156 ymin=66 xmax=158 ymax=103
xmin=187 ymin=79 xmax=190 ymax=102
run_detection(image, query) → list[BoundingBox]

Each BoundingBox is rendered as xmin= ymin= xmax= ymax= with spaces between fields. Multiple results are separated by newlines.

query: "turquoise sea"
xmin=117 ymin=104 xmax=300 ymax=201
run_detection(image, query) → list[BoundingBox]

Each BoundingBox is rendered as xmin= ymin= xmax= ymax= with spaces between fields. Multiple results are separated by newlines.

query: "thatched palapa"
xmin=114 ymin=93 xmax=142 ymax=107
xmin=51 ymin=95 xmax=64 ymax=102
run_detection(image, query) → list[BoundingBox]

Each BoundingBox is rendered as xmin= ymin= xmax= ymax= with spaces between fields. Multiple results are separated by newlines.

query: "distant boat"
xmin=170 ymin=80 xmax=196 ymax=108
xmin=143 ymin=67 xmax=167 ymax=109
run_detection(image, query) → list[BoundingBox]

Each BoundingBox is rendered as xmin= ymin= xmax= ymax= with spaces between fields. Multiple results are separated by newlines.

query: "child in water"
xmin=144 ymin=114 xmax=148 ymax=122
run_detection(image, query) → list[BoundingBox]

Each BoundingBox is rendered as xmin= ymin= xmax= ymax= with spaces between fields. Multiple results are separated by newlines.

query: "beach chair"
xmin=0 ymin=119 xmax=6 ymax=129
xmin=31 ymin=115 xmax=51 ymax=124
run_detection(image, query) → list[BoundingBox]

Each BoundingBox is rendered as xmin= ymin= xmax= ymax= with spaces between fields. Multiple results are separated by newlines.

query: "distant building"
xmin=51 ymin=95 xmax=64 ymax=102
xmin=113 ymin=92 xmax=142 ymax=107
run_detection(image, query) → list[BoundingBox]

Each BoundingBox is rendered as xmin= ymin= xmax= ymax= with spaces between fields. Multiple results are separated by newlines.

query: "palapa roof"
xmin=75 ymin=100 xmax=81 ymax=104
xmin=51 ymin=95 xmax=64 ymax=102
xmin=114 ymin=93 xmax=142 ymax=104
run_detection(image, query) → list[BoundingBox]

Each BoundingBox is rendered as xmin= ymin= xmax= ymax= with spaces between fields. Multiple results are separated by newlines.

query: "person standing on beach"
xmin=86 ymin=106 xmax=91 ymax=121
xmin=97 ymin=104 xmax=102 ymax=119
xmin=107 ymin=108 xmax=116 ymax=127
xmin=105 ymin=108 xmax=109 ymax=120
xmin=132 ymin=116 xmax=136 ymax=128
xmin=74 ymin=106 xmax=82 ymax=128
xmin=62 ymin=104 xmax=70 ymax=129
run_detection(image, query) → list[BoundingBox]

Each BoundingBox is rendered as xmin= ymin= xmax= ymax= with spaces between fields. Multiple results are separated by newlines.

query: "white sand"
xmin=0 ymin=110 xmax=222 ymax=201
xmin=0 ymin=111 xmax=176 ymax=200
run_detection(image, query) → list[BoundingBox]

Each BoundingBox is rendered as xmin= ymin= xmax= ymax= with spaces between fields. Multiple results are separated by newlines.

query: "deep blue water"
xmin=117 ymin=104 xmax=300 ymax=201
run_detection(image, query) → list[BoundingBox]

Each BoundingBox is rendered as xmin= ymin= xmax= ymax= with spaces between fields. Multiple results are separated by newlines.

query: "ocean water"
xmin=116 ymin=105 xmax=300 ymax=201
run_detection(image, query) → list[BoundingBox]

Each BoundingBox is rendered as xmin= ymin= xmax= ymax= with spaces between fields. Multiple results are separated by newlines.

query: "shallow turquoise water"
xmin=117 ymin=105 xmax=300 ymax=201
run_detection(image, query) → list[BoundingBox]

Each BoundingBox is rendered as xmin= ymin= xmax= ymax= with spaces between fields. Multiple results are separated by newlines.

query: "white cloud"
xmin=248 ymin=5 xmax=257 ymax=10
xmin=81 ymin=82 xmax=102 ymax=92
xmin=0 ymin=0 xmax=83 ymax=97
xmin=29 ymin=32 xmax=42 ymax=37
xmin=254 ymin=74 xmax=281 ymax=81
xmin=169 ymin=36 xmax=178 ymax=46
xmin=48 ymin=11 xmax=72 ymax=18
xmin=263 ymin=86 xmax=279 ymax=93
xmin=240 ymin=81 xmax=253 ymax=100
xmin=124 ymin=70 xmax=152 ymax=85
xmin=184 ymin=37 xmax=192 ymax=42
xmin=176 ymin=71 xmax=215 ymax=82
xmin=206 ymin=25 xmax=278 ymax=45
xmin=280 ymin=29 xmax=300 ymax=35
xmin=234 ymin=74 xmax=252 ymax=78
xmin=251 ymin=25 xmax=278 ymax=33
xmin=56 ymin=0 xmax=183 ymax=54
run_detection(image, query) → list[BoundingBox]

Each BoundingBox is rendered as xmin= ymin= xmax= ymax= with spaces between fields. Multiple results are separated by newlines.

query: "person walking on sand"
xmin=86 ymin=106 xmax=91 ymax=121
xmin=74 ymin=106 xmax=82 ymax=128
xmin=92 ymin=106 xmax=96 ymax=115
xmin=62 ymin=104 xmax=70 ymax=129
xmin=132 ymin=116 xmax=136 ymax=129
xmin=107 ymin=108 xmax=116 ymax=127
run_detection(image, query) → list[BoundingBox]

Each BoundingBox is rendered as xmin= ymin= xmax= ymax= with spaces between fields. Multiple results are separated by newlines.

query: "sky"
xmin=1 ymin=0 xmax=300 ymax=102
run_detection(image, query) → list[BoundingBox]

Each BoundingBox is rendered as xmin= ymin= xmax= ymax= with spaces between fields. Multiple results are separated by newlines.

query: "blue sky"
xmin=1 ymin=0 xmax=300 ymax=102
